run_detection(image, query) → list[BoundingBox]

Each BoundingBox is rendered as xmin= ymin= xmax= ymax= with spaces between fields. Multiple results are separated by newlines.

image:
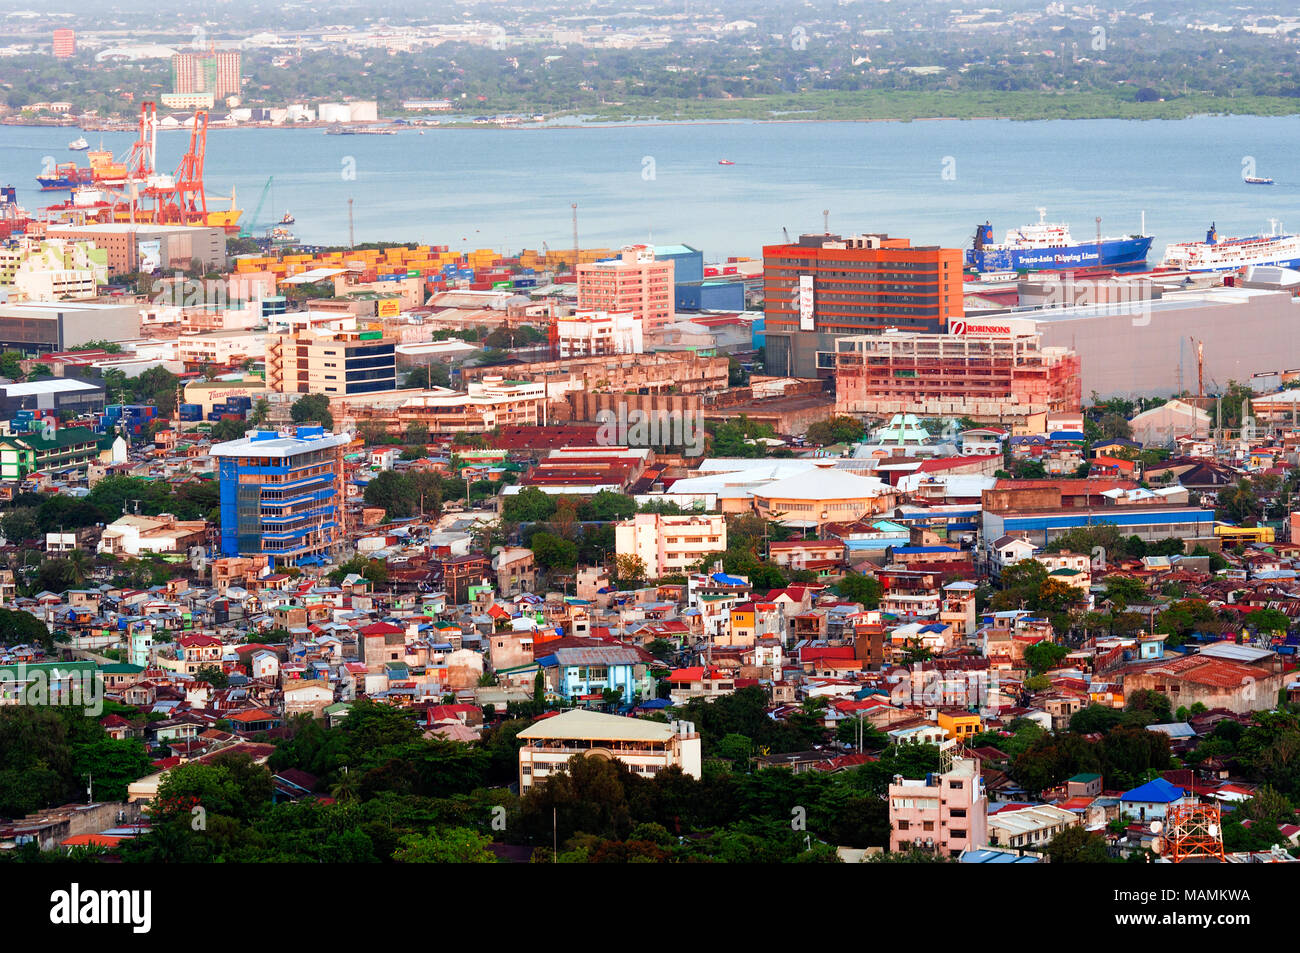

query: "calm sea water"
xmin=3 ymin=115 xmax=1298 ymax=260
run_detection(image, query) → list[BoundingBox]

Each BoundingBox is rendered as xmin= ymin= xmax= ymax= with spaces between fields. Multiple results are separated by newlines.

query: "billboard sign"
xmin=138 ymin=240 xmax=161 ymax=274
xmin=798 ymin=275 xmax=814 ymax=331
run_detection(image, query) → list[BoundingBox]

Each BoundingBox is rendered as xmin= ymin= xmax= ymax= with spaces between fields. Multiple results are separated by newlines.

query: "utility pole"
xmin=823 ymin=209 xmax=829 ymax=235
xmin=348 ymin=197 xmax=354 ymax=249
xmin=571 ymin=202 xmax=579 ymax=275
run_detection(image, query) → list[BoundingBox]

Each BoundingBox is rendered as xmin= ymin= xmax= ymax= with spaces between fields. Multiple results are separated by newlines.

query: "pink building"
xmin=577 ymin=245 xmax=674 ymax=333
xmin=887 ymin=747 xmax=987 ymax=857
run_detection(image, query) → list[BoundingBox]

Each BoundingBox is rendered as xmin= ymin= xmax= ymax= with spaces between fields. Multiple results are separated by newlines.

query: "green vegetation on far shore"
xmin=573 ymin=90 xmax=1300 ymax=124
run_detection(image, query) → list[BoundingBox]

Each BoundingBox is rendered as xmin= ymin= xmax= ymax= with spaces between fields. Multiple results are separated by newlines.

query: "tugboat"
xmin=717 ymin=159 xmax=735 ymax=165
xmin=279 ymin=210 xmax=295 ymax=225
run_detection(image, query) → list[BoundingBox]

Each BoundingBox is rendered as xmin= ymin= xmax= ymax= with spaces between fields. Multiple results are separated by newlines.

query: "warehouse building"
xmin=998 ymin=287 xmax=1300 ymax=399
xmin=44 ymin=223 xmax=225 ymax=277
xmin=0 ymin=378 xmax=106 ymax=418
xmin=981 ymin=502 xmax=1215 ymax=553
xmin=0 ymin=301 xmax=138 ymax=353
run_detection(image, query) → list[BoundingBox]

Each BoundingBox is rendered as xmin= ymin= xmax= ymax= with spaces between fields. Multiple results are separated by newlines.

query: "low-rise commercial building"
xmin=834 ymin=324 xmax=1081 ymax=431
xmin=0 ymin=301 xmax=139 ymax=353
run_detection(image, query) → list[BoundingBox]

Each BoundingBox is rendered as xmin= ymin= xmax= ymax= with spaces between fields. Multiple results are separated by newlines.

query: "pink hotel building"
xmin=577 ymin=245 xmax=675 ymax=333
xmin=888 ymin=749 xmax=988 ymax=857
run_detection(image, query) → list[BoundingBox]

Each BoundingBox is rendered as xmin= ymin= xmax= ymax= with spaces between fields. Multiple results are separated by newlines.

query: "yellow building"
xmin=1214 ymin=524 xmax=1274 ymax=545
xmin=936 ymin=710 xmax=982 ymax=742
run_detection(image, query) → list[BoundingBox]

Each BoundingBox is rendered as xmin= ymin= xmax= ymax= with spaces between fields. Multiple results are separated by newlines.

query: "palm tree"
xmin=66 ymin=548 xmax=92 ymax=586
xmin=330 ymin=767 xmax=358 ymax=804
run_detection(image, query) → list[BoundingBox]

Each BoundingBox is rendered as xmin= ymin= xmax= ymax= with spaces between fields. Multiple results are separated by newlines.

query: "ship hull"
xmin=967 ymin=235 xmax=1152 ymax=272
xmin=1173 ymin=253 xmax=1300 ymax=273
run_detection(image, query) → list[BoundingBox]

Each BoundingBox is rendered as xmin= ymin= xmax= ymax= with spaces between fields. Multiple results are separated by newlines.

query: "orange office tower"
xmin=52 ymin=29 xmax=76 ymax=57
xmin=762 ymin=232 xmax=964 ymax=379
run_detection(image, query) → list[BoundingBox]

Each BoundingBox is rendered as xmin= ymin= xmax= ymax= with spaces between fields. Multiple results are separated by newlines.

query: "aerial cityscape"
xmin=1 ymin=0 xmax=1299 ymax=905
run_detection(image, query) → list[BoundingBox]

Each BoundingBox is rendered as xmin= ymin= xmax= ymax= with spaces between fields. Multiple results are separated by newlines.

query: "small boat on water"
xmin=1244 ymin=176 xmax=1275 ymax=185
xmin=718 ymin=159 xmax=735 ymax=165
xmin=68 ymin=137 xmax=89 ymax=151
xmin=280 ymin=210 xmax=295 ymax=225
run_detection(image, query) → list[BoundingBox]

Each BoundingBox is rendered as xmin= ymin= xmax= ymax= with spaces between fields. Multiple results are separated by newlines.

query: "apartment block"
xmin=577 ymin=245 xmax=675 ymax=334
xmin=516 ymin=709 xmax=701 ymax=794
xmin=615 ymin=512 xmax=727 ymax=578
xmin=888 ymin=747 xmax=988 ymax=857
xmin=555 ymin=309 xmax=644 ymax=358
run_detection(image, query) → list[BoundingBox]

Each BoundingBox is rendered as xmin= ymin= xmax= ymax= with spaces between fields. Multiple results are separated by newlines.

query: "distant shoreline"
xmin=3 ymin=101 xmax=1299 ymax=134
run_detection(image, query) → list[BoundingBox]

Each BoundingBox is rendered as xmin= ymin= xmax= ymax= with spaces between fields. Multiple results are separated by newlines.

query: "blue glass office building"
xmin=211 ymin=426 xmax=351 ymax=568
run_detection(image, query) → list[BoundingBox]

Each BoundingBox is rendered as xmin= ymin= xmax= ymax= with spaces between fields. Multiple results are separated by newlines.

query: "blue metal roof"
xmin=1120 ymin=777 xmax=1185 ymax=803
xmin=960 ymin=849 xmax=1042 ymax=864
xmin=1001 ymin=509 xmax=1214 ymax=531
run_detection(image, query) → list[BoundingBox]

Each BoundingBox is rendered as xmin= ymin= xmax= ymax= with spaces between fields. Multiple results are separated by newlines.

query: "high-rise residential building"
xmin=577 ymin=245 xmax=675 ymax=334
xmin=762 ymin=233 xmax=964 ymax=379
xmin=211 ymin=426 xmax=349 ymax=568
xmin=171 ymin=50 xmax=242 ymax=97
xmin=265 ymin=328 xmax=396 ymax=396
xmin=52 ymin=29 xmax=76 ymax=57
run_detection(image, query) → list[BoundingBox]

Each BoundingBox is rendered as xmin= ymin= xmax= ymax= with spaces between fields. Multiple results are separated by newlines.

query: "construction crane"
xmin=239 ymin=177 xmax=274 ymax=239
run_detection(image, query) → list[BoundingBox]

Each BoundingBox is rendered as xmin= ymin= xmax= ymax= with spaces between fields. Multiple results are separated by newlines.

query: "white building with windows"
xmin=516 ymin=709 xmax=701 ymax=793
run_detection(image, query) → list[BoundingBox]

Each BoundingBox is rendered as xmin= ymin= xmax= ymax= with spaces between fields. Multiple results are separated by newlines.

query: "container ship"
xmin=0 ymin=186 xmax=32 ymax=239
xmin=1161 ymin=221 xmax=1300 ymax=272
xmin=36 ymin=149 xmax=127 ymax=191
xmin=966 ymin=208 xmax=1153 ymax=273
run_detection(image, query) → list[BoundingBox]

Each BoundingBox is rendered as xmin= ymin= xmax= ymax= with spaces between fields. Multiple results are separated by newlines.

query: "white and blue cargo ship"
xmin=1161 ymin=220 xmax=1300 ymax=272
xmin=966 ymin=208 xmax=1153 ymax=273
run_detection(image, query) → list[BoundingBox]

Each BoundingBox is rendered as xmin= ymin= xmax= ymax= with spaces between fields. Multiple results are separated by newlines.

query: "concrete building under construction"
xmin=833 ymin=324 xmax=1081 ymax=433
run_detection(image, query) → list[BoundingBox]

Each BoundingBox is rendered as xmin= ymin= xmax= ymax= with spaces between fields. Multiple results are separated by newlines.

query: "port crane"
xmin=239 ymin=177 xmax=275 ymax=238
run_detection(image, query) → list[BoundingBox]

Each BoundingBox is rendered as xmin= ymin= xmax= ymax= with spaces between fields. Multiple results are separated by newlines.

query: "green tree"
xmin=290 ymin=393 xmax=334 ymax=430
xmin=1023 ymin=641 xmax=1068 ymax=675
xmin=393 ymin=827 xmax=497 ymax=863
xmin=530 ymin=532 xmax=578 ymax=571
xmin=1045 ymin=826 xmax=1111 ymax=863
xmin=501 ymin=486 xmax=557 ymax=524
xmin=836 ymin=573 xmax=883 ymax=608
